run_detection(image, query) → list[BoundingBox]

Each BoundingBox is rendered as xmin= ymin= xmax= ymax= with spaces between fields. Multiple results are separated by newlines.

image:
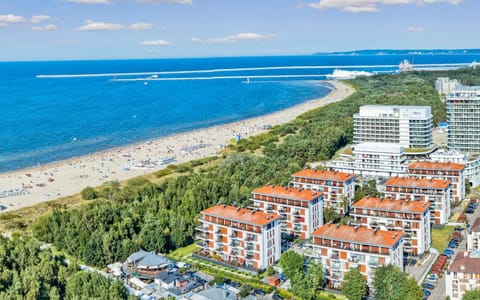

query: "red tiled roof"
xmin=471 ymin=217 xmax=480 ymax=233
xmin=312 ymin=224 xmax=403 ymax=248
xmin=292 ymin=169 xmax=355 ymax=182
xmin=353 ymin=197 xmax=430 ymax=214
xmin=201 ymin=205 xmax=279 ymax=226
xmin=384 ymin=177 xmax=450 ymax=190
xmin=449 ymin=251 xmax=480 ymax=274
xmin=408 ymin=161 xmax=465 ymax=171
xmin=252 ymin=185 xmax=322 ymax=202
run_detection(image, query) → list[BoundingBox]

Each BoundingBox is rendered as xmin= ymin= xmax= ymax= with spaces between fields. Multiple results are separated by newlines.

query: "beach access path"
xmin=0 ymin=80 xmax=354 ymax=212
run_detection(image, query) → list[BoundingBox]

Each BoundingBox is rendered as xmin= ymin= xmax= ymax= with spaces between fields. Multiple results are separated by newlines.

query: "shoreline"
xmin=0 ymin=80 xmax=354 ymax=212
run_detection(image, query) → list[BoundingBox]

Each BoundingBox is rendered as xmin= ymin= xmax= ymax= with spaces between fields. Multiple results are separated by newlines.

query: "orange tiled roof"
xmin=292 ymin=169 xmax=355 ymax=182
xmin=384 ymin=177 xmax=451 ymax=190
xmin=408 ymin=161 xmax=465 ymax=171
xmin=353 ymin=197 xmax=431 ymax=213
xmin=201 ymin=205 xmax=279 ymax=226
xmin=312 ymin=224 xmax=403 ymax=248
xmin=252 ymin=185 xmax=322 ymax=202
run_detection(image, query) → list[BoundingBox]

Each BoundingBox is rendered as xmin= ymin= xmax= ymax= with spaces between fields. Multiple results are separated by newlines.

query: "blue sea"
xmin=0 ymin=53 xmax=478 ymax=172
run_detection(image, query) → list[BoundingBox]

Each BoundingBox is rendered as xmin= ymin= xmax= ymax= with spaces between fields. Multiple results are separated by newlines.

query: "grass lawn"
xmin=431 ymin=225 xmax=455 ymax=251
xmin=317 ymin=290 xmax=347 ymax=299
xmin=167 ymin=242 xmax=198 ymax=261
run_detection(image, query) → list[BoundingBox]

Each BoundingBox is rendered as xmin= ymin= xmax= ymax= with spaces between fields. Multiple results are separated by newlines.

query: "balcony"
xmin=215 ymin=238 xmax=223 ymax=243
xmin=266 ymin=205 xmax=274 ymax=212
xmin=245 ymin=235 xmax=257 ymax=242
xmin=293 ymin=210 xmax=300 ymax=215
xmin=293 ymin=226 xmax=302 ymax=232
xmin=246 ymin=254 xmax=254 ymax=260
xmin=195 ymin=225 xmax=208 ymax=232
xmin=368 ymin=259 xmax=379 ymax=266
xmin=294 ymin=215 xmax=304 ymax=223
xmin=331 ymin=262 xmax=341 ymax=269
xmin=197 ymin=233 xmax=208 ymax=240
xmin=215 ymin=229 xmax=223 ymax=234
xmin=230 ymin=250 xmax=239 ymax=256
xmin=215 ymin=246 xmax=223 ymax=252
xmin=245 ymin=243 xmax=255 ymax=251
xmin=330 ymin=252 xmax=340 ymax=260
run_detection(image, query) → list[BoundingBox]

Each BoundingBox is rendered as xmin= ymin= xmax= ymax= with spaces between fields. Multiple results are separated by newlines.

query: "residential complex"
xmin=383 ymin=177 xmax=451 ymax=225
xmin=350 ymin=197 xmax=431 ymax=256
xmin=446 ymin=250 xmax=480 ymax=300
xmin=307 ymin=224 xmax=403 ymax=288
xmin=435 ymin=77 xmax=460 ymax=95
xmin=353 ymin=105 xmax=433 ymax=149
xmin=447 ymin=86 xmax=480 ymax=153
xmin=407 ymin=161 xmax=466 ymax=203
xmin=467 ymin=218 xmax=480 ymax=251
xmin=250 ymin=185 xmax=323 ymax=239
xmin=196 ymin=204 xmax=281 ymax=270
xmin=291 ymin=169 xmax=355 ymax=215
xmin=430 ymin=149 xmax=480 ymax=187
xmin=328 ymin=143 xmax=408 ymax=177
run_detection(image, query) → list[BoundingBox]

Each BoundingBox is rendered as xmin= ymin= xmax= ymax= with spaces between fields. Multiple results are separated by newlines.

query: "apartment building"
xmin=328 ymin=143 xmax=408 ymax=178
xmin=383 ymin=177 xmax=451 ymax=225
xmin=353 ymin=105 xmax=433 ymax=149
xmin=446 ymin=250 xmax=480 ymax=300
xmin=196 ymin=204 xmax=281 ymax=270
xmin=307 ymin=224 xmax=403 ymax=289
xmin=435 ymin=77 xmax=460 ymax=95
xmin=291 ymin=169 xmax=355 ymax=215
xmin=350 ymin=197 xmax=431 ymax=256
xmin=430 ymin=149 xmax=480 ymax=187
xmin=467 ymin=218 xmax=480 ymax=251
xmin=250 ymin=185 xmax=323 ymax=239
xmin=407 ymin=161 xmax=465 ymax=203
xmin=447 ymin=86 xmax=480 ymax=153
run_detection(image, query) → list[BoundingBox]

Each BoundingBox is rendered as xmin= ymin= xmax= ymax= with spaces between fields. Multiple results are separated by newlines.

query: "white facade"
xmin=353 ymin=105 xmax=433 ymax=149
xmin=447 ymin=87 xmax=480 ymax=153
xmin=435 ymin=77 xmax=460 ymax=95
xmin=446 ymin=250 xmax=480 ymax=300
xmin=430 ymin=149 xmax=480 ymax=187
xmin=197 ymin=205 xmax=281 ymax=270
xmin=467 ymin=218 xmax=480 ymax=251
xmin=328 ymin=143 xmax=408 ymax=178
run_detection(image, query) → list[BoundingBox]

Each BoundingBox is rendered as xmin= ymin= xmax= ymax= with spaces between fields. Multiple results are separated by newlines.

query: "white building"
xmin=291 ymin=169 xmax=355 ymax=215
xmin=353 ymin=105 xmax=433 ymax=149
xmin=446 ymin=250 xmax=480 ymax=300
xmin=447 ymin=86 xmax=480 ymax=153
xmin=197 ymin=204 xmax=281 ymax=270
xmin=327 ymin=143 xmax=408 ymax=178
xmin=430 ymin=149 xmax=480 ymax=187
xmin=467 ymin=218 xmax=480 ymax=251
xmin=435 ymin=77 xmax=460 ymax=95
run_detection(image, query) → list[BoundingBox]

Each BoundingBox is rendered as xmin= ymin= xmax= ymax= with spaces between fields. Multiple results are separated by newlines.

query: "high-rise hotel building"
xmin=447 ymin=87 xmax=480 ymax=153
xmin=353 ymin=105 xmax=433 ymax=149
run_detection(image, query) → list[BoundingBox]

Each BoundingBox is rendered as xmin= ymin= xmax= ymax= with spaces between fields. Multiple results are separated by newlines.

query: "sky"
xmin=0 ymin=0 xmax=478 ymax=61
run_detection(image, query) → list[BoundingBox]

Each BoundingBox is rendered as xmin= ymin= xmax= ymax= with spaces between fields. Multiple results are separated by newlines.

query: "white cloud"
xmin=128 ymin=22 xmax=154 ymax=30
xmin=77 ymin=20 xmax=124 ymax=31
xmin=30 ymin=15 xmax=51 ymax=23
xmin=141 ymin=40 xmax=171 ymax=46
xmin=32 ymin=24 xmax=58 ymax=31
xmin=136 ymin=0 xmax=192 ymax=4
xmin=308 ymin=0 xmax=463 ymax=13
xmin=192 ymin=33 xmax=277 ymax=44
xmin=66 ymin=0 xmax=111 ymax=3
xmin=407 ymin=26 xmax=425 ymax=32
xmin=0 ymin=14 xmax=26 ymax=23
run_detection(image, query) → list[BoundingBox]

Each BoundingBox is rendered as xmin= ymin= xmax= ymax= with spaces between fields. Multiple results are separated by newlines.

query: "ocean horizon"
xmin=1 ymin=53 xmax=478 ymax=173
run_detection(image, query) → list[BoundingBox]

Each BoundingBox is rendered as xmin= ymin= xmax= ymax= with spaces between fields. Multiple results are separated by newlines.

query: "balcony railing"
xmin=195 ymin=225 xmax=208 ymax=232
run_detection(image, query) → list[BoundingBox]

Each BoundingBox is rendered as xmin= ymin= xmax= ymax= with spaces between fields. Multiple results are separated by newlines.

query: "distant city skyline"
xmin=0 ymin=0 xmax=478 ymax=61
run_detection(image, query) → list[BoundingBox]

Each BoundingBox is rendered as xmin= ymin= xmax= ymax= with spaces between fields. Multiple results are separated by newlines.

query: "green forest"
xmin=31 ymin=69 xmax=480 ymax=268
xmin=0 ymin=68 xmax=465 ymax=299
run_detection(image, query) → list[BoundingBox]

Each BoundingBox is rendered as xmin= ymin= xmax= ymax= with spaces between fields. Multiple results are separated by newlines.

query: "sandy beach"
xmin=0 ymin=80 xmax=353 ymax=212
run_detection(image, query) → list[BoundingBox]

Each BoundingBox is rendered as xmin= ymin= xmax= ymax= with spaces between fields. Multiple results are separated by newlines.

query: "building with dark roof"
xmin=124 ymin=250 xmax=171 ymax=278
xmin=467 ymin=217 xmax=480 ymax=251
xmin=446 ymin=250 xmax=480 ymax=300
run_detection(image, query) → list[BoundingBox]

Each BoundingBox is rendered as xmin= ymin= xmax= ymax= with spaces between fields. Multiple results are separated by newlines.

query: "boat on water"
xmin=326 ymin=69 xmax=373 ymax=80
xmin=399 ymin=59 xmax=414 ymax=72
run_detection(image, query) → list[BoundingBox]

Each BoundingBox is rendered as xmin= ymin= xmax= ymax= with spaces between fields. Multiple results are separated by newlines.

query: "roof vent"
xmin=374 ymin=227 xmax=379 ymax=234
xmin=336 ymin=224 xmax=340 ymax=228
xmin=237 ymin=207 xmax=241 ymax=211
xmin=392 ymin=233 xmax=397 ymax=239
xmin=223 ymin=204 xmax=227 ymax=208
xmin=354 ymin=225 xmax=359 ymax=231
xmin=252 ymin=210 xmax=256 ymax=215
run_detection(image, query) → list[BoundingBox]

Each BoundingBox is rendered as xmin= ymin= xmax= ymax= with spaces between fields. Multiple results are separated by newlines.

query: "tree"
xmin=81 ymin=187 xmax=97 ymax=200
xmin=266 ymin=265 xmax=275 ymax=276
xmin=305 ymin=262 xmax=325 ymax=291
xmin=324 ymin=207 xmax=340 ymax=223
xmin=342 ymin=268 xmax=367 ymax=300
xmin=239 ymin=285 xmax=251 ymax=298
xmin=279 ymin=251 xmax=304 ymax=280
xmin=463 ymin=288 xmax=480 ymax=300
xmin=373 ymin=265 xmax=422 ymax=300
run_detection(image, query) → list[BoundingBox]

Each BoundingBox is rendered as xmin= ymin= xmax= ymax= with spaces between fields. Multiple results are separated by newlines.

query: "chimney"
xmin=354 ymin=225 xmax=359 ymax=231
xmin=374 ymin=227 xmax=379 ymax=234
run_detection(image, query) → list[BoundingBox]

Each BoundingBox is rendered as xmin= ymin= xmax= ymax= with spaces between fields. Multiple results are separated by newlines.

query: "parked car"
xmin=254 ymin=289 xmax=266 ymax=296
xmin=454 ymin=227 xmax=464 ymax=232
xmin=423 ymin=283 xmax=435 ymax=290
xmin=444 ymin=249 xmax=455 ymax=255
xmin=466 ymin=208 xmax=475 ymax=214
xmin=448 ymin=242 xmax=459 ymax=249
xmin=409 ymin=259 xmax=417 ymax=266
xmin=423 ymin=289 xmax=432 ymax=297
xmin=272 ymin=293 xmax=284 ymax=300
xmin=427 ymin=274 xmax=438 ymax=282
